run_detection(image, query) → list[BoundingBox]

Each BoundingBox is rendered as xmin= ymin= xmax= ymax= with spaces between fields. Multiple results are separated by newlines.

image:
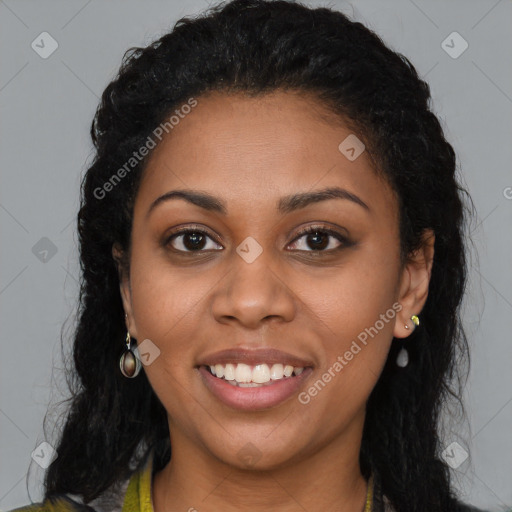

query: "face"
xmin=115 ymin=90 xmax=432 ymax=470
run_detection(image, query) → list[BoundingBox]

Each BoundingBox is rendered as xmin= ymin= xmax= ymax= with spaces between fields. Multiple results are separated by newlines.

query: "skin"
xmin=113 ymin=90 xmax=434 ymax=512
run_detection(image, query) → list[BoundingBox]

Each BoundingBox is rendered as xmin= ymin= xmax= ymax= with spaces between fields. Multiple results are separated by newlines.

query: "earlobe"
xmin=393 ymin=230 xmax=435 ymax=339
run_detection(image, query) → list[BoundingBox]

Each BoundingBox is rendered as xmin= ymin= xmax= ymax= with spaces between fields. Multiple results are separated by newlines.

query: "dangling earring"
xmin=119 ymin=331 xmax=141 ymax=378
xmin=396 ymin=315 xmax=420 ymax=368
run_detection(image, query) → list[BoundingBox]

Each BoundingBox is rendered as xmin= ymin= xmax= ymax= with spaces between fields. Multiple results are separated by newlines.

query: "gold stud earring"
xmin=404 ymin=314 xmax=420 ymax=330
xmin=397 ymin=315 xmax=420 ymax=367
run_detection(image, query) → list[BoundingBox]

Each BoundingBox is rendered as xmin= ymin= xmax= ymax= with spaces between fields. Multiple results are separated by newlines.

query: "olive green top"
xmin=9 ymin=450 xmax=375 ymax=512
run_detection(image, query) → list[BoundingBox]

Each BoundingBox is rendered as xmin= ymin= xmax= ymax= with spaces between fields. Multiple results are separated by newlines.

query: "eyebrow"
xmin=146 ymin=186 xmax=369 ymax=219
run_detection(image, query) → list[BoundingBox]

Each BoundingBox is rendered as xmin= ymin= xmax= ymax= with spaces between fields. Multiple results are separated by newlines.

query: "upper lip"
xmin=197 ymin=348 xmax=314 ymax=368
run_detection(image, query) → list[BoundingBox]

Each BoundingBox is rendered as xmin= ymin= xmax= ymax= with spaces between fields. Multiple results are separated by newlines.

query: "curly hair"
xmin=42 ymin=1 xmax=472 ymax=511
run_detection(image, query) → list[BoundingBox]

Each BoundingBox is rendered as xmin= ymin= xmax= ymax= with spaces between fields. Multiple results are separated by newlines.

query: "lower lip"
xmin=198 ymin=366 xmax=313 ymax=411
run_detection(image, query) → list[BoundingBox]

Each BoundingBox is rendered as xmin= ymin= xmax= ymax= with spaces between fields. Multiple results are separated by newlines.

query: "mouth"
xmin=197 ymin=362 xmax=314 ymax=410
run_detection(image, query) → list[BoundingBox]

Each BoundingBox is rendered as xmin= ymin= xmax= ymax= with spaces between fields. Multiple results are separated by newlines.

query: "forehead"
xmin=135 ymin=90 xmax=396 ymax=221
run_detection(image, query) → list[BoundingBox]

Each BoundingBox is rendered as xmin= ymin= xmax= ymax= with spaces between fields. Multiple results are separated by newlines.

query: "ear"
xmin=393 ymin=229 xmax=435 ymax=339
xmin=112 ymin=243 xmax=139 ymax=339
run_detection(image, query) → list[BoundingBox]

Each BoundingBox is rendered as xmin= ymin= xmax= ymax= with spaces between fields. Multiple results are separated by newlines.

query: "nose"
xmin=211 ymin=248 xmax=296 ymax=330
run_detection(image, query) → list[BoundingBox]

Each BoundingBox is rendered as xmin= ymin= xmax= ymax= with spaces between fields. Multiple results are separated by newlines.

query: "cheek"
xmin=129 ymin=243 xmax=209 ymax=338
xmin=127 ymin=254 xmax=202 ymax=418
xmin=296 ymin=247 xmax=399 ymax=396
xmin=127 ymin=249 xmax=208 ymax=390
xmin=298 ymin=245 xmax=399 ymax=340
xmin=296 ymin=293 xmax=395 ymax=431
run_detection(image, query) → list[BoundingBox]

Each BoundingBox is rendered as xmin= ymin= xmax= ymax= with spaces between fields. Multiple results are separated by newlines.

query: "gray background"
xmin=1 ymin=0 xmax=511 ymax=510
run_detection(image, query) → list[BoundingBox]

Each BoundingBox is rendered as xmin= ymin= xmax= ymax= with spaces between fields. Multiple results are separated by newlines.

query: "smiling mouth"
xmin=202 ymin=362 xmax=309 ymax=387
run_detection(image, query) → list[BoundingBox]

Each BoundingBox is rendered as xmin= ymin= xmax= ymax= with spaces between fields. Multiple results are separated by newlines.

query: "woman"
xmin=11 ymin=0 xmax=486 ymax=511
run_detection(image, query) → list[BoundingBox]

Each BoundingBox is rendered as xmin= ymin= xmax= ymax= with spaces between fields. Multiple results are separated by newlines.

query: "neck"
xmin=152 ymin=413 xmax=369 ymax=512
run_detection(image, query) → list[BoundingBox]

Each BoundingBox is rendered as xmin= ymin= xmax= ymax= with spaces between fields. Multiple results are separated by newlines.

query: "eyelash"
xmin=164 ymin=224 xmax=352 ymax=254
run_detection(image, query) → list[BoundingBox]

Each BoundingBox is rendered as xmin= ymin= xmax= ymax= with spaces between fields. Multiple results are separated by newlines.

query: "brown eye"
xmin=303 ymin=231 xmax=330 ymax=250
xmin=166 ymin=228 xmax=223 ymax=253
xmin=288 ymin=226 xmax=352 ymax=252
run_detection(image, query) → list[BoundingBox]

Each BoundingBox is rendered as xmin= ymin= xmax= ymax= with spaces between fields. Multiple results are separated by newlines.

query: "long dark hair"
xmin=42 ymin=1 xmax=472 ymax=510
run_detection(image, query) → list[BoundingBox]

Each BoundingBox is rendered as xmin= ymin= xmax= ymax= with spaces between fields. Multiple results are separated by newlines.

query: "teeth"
xmin=224 ymin=363 xmax=235 ymax=381
xmin=206 ymin=362 xmax=306 ymax=384
xmin=234 ymin=363 xmax=252 ymax=383
xmin=270 ymin=363 xmax=284 ymax=380
xmin=252 ymin=364 xmax=270 ymax=383
xmin=214 ymin=364 xmax=224 ymax=378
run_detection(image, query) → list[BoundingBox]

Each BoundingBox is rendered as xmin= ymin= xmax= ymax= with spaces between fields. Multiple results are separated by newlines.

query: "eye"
xmin=164 ymin=224 xmax=352 ymax=254
xmin=165 ymin=226 xmax=223 ymax=253
xmin=287 ymin=225 xmax=351 ymax=252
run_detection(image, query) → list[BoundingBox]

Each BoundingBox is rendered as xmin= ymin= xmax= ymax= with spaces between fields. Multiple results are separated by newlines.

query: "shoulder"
xmin=7 ymin=495 xmax=97 ymax=512
xmin=7 ymin=448 xmax=155 ymax=512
